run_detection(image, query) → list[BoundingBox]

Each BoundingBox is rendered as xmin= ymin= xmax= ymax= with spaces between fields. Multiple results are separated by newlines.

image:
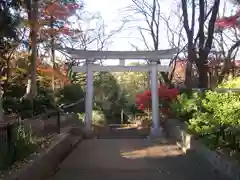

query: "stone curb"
xmin=8 ymin=128 xmax=83 ymax=180
xmin=165 ymin=118 xmax=240 ymax=180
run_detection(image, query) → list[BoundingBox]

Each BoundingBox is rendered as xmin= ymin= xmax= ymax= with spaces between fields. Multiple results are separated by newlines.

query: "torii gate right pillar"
xmin=149 ymin=61 xmax=161 ymax=138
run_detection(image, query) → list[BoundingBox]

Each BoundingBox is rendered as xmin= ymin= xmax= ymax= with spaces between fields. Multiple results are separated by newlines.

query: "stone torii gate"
xmin=60 ymin=48 xmax=177 ymax=137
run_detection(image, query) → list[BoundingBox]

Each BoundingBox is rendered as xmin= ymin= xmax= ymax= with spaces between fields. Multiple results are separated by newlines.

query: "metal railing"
xmin=0 ymin=98 xmax=84 ymax=153
xmin=0 ymin=121 xmax=20 ymax=152
xmin=185 ymin=88 xmax=240 ymax=93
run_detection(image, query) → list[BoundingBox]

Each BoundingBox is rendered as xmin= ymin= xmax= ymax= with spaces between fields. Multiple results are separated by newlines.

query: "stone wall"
xmin=164 ymin=118 xmax=240 ymax=180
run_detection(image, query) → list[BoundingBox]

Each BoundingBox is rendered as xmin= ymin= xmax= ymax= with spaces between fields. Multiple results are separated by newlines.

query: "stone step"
xmin=97 ymin=135 xmax=147 ymax=139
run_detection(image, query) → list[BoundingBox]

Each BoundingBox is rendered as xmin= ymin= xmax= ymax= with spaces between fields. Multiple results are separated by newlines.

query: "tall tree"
xmin=0 ymin=0 xmax=22 ymax=121
xmin=23 ymin=0 xmax=81 ymax=97
xmin=214 ymin=0 xmax=240 ymax=83
xmin=0 ymin=0 xmax=22 ymax=88
xmin=181 ymin=0 xmax=220 ymax=88
xmin=125 ymin=0 xmax=171 ymax=85
xmin=42 ymin=1 xmax=81 ymax=90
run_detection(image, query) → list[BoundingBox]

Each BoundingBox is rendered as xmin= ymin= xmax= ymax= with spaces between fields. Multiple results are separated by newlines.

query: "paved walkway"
xmin=51 ymin=137 xmax=229 ymax=180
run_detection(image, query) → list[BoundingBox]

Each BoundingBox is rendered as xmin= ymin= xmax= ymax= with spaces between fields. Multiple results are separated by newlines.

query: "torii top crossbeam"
xmin=58 ymin=47 xmax=178 ymax=60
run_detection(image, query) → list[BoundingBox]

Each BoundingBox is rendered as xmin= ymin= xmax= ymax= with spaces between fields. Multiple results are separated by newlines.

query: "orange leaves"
xmin=41 ymin=28 xmax=59 ymax=36
xmin=60 ymin=25 xmax=74 ymax=35
xmin=25 ymin=0 xmax=82 ymax=42
xmin=44 ymin=1 xmax=80 ymax=19
xmin=37 ymin=66 xmax=69 ymax=82
xmin=39 ymin=1 xmax=81 ymax=37
xmin=38 ymin=19 xmax=52 ymax=26
xmin=36 ymin=57 xmax=41 ymax=66
xmin=40 ymin=26 xmax=74 ymax=36
xmin=36 ymin=57 xmax=70 ymax=83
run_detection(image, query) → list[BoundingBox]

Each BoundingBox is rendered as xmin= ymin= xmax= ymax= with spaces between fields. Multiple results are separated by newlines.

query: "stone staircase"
xmin=95 ymin=124 xmax=150 ymax=139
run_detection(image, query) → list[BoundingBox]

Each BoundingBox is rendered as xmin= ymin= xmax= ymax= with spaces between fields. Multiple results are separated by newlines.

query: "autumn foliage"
xmin=41 ymin=0 xmax=82 ymax=36
xmin=136 ymin=85 xmax=179 ymax=114
xmin=215 ymin=9 xmax=240 ymax=31
xmin=36 ymin=57 xmax=70 ymax=84
xmin=33 ymin=0 xmax=82 ymax=84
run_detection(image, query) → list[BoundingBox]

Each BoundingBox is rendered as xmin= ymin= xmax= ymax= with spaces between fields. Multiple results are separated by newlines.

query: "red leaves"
xmin=144 ymin=90 xmax=152 ymax=97
xmin=60 ymin=25 xmax=73 ymax=35
xmin=136 ymin=85 xmax=179 ymax=111
xmin=45 ymin=2 xmax=80 ymax=18
xmin=43 ymin=1 xmax=82 ymax=36
xmin=215 ymin=9 xmax=240 ymax=31
xmin=136 ymin=93 xmax=151 ymax=110
xmin=158 ymin=85 xmax=179 ymax=100
xmin=216 ymin=17 xmax=237 ymax=29
xmin=67 ymin=3 xmax=80 ymax=10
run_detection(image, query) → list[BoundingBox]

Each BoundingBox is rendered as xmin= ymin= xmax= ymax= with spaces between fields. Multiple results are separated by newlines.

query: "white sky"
xmin=81 ymin=0 xmax=175 ymax=65
xmin=65 ymin=0 xmax=238 ymax=66
xmin=84 ymin=0 xmax=174 ymax=48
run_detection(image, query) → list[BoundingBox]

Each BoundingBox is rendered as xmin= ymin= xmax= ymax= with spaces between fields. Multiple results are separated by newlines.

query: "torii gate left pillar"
xmin=84 ymin=60 xmax=94 ymax=130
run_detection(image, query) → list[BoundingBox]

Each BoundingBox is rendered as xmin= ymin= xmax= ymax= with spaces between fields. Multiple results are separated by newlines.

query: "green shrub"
xmin=18 ymin=95 xmax=56 ymax=119
xmin=2 ymin=95 xmax=56 ymax=119
xmin=3 ymin=86 xmax=56 ymax=119
xmin=178 ymin=88 xmax=195 ymax=97
xmin=188 ymin=91 xmax=240 ymax=151
xmin=92 ymin=110 xmax=106 ymax=125
xmin=77 ymin=110 xmax=106 ymax=125
xmin=0 ymin=125 xmax=37 ymax=170
xmin=202 ymin=91 xmax=240 ymax=125
xmin=170 ymin=92 xmax=202 ymax=120
xmin=56 ymin=84 xmax=85 ymax=113
xmin=3 ymin=84 xmax=26 ymax=98
xmin=188 ymin=112 xmax=216 ymax=137
xmin=2 ymin=97 xmax=21 ymax=114
xmin=170 ymin=88 xmax=240 ymax=154
xmin=3 ymin=84 xmax=85 ymax=120
xmin=218 ymin=77 xmax=240 ymax=88
xmin=56 ymin=84 xmax=85 ymax=104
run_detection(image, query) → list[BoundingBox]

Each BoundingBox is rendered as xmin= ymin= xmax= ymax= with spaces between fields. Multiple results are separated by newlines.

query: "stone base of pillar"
xmin=147 ymin=127 xmax=164 ymax=140
xmin=82 ymin=128 xmax=95 ymax=139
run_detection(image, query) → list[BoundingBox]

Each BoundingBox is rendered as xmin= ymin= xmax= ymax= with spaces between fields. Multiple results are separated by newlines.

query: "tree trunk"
xmin=184 ymin=61 xmax=193 ymax=87
xmin=185 ymin=48 xmax=196 ymax=88
xmin=29 ymin=0 xmax=39 ymax=98
xmin=218 ymin=40 xmax=240 ymax=84
xmin=51 ymin=16 xmax=55 ymax=91
xmin=0 ymin=87 xmax=3 ymax=121
xmin=160 ymin=72 xmax=171 ymax=85
xmin=3 ymin=58 xmax=10 ymax=95
xmin=218 ymin=56 xmax=234 ymax=84
xmin=197 ymin=60 xmax=209 ymax=88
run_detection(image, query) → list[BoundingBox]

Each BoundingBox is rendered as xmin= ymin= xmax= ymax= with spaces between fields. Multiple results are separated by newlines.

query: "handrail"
xmin=55 ymin=98 xmax=85 ymax=133
xmin=181 ymin=88 xmax=240 ymax=93
xmin=59 ymin=98 xmax=84 ymax=110
xmin=0 ymin=98 xmax=85 ymax=132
